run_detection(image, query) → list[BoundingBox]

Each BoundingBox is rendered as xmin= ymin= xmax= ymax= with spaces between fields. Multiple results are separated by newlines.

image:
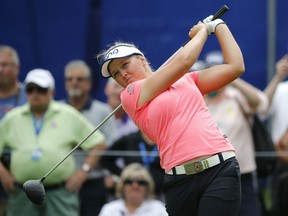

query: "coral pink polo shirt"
xmin=121 ymin=72 xmax=234 ymax=172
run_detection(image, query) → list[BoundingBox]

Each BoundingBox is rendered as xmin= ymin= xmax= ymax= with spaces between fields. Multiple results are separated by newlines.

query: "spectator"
xmin=203 ymin=50 xmax=268 ymax=216
xmin=0 ymin=45 xmax=26 ymax=119
xmin=101 ymin=130 xmax=165 ymax=200
xmin=99 ymin=163 xmax=168 ymax=216
xmin=104 ymin=78 xmax=138 ymax=137
xmin=263 ymin=54 xmax=288 ymax=216
xmin=0 ymin=45 xmax=27 ymax=216
xmin=0 ymin=68 xmax=106 ymax=216
xmin=63 ymin=60 xmax=119 ymax=216
xmin=64 ymin=60 xmax=119 ymax=146
xmin=264 ymin=54 xmax=288 ymax=146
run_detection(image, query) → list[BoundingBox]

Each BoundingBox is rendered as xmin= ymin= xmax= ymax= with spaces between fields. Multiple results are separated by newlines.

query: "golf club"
xmin=23 ymin=5 xmax=229 ymax=206
xmin=23 ymin=104 xmax=122 ymax=205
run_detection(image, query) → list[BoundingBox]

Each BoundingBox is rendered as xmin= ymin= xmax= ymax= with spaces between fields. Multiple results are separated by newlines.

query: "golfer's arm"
xmin=198 ymin=24 xmax=244 ymax=94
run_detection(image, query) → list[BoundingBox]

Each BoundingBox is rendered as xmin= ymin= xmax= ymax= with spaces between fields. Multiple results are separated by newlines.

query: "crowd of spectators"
xmin=0 ymin=44 xmax=288 ymax=216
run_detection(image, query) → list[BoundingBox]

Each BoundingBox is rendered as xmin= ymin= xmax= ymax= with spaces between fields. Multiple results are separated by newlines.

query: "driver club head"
xmin=23 ymin=179 xmax=45 ymax=206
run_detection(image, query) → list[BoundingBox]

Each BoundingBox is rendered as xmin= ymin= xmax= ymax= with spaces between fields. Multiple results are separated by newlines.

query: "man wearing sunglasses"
xmin=0 ymin=68 xmax=106 ymax=216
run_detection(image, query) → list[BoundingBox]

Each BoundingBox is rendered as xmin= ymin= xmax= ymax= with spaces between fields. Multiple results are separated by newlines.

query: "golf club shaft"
xmin=41 ymin=104 xmax=123 ymax=182
xmin=159 ymin=5 xmax=229 ymax=69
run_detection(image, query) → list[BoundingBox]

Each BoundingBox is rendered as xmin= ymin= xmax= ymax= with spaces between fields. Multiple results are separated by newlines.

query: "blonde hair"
xmin=115 ymin=163 xmax=155 ymax=199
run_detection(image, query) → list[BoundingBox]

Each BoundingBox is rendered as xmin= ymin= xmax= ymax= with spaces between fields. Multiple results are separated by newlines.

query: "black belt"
xmin=16 ymin=181 xmax=66 ymax=191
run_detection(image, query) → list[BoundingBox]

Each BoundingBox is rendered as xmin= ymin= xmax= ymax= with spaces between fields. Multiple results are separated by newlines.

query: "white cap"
xmin=205 ymin=50 xmax=224 ymax=67
xmin=100 ymin=45 xmax=144 ymax=78
xmin=25 ymin=69 xmax=55 ymax=89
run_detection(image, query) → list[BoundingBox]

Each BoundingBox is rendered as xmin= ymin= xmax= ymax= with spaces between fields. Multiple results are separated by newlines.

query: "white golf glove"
xmin=203 ymin=15 xmax=213 ymax=24
xmin=203 ymin=15 xmax=225 ymax=35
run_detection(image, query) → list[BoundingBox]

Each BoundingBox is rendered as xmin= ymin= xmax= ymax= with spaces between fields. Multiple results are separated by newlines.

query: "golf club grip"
xmin=212 ymin=5 xmax=229 ymax=21
xmin=182 ymin=5 xmax=229 ymax=47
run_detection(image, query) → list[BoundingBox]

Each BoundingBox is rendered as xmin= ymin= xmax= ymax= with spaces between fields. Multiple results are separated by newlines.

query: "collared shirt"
xmin=0 ymin=100 xmax=105 ymax=184
xmin=121 ymin=72 xmax=234 ymax=172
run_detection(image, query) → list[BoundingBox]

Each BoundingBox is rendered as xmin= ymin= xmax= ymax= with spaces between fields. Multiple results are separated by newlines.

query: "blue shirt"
xmin=0 ymin=84 xmax=27 ymax=119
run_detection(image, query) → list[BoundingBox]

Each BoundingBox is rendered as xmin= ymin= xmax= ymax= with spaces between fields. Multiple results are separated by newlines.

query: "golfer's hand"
xmin=66 ymin=169 xmax=88 ymax=192
xmin=203 ymin=15 xmax=225 ymax=35
xmin=189 ymin=22 xmax=207 ymax=39
xmin=0 ymin=166 xmax=15 ymax=193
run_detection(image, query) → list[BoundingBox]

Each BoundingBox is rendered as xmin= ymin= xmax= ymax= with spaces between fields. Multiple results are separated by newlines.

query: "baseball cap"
xmin=204 ymin=50 xmax=224 ymax=67
xmin=100 ymin=45 xmax=144 ymax=78
xmin=25 ymin=69 xmax=55 ymax=89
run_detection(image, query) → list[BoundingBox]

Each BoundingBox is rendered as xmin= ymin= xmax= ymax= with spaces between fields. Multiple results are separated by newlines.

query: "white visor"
xmin=100 ymin=45 xmax=144 ymax=78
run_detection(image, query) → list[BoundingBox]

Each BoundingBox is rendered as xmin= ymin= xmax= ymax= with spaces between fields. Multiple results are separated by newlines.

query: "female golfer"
xmin=97 ymin=16 xmax=244 ymax=216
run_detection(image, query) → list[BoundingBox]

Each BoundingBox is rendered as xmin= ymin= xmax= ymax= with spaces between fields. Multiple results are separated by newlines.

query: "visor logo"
xmin=106 ymin=48 xmax=119 ymax=60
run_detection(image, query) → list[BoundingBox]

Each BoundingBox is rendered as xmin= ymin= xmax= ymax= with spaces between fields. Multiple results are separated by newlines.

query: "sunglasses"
xmin=26 ymin=86 xmax=49 ymax=94
xmin=123 ymin=179 xmax=148 ymax=186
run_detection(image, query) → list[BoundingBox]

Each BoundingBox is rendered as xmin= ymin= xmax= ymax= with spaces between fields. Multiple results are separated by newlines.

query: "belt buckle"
xmin=184 ymin=161 xmax=204 ymax=175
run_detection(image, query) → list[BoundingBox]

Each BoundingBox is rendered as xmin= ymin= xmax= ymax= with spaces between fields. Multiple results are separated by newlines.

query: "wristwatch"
xmin=81 ymin=163 xmax=91 ymax=173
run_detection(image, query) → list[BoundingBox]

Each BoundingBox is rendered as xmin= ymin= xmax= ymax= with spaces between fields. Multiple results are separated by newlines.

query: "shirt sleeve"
xmin=187 ymin=71 xmax=200 ymax=87
xmin=120 ymin=80 xmax=142 ymax=120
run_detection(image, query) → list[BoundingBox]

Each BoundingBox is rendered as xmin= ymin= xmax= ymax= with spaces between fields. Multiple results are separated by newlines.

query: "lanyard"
xmin=138 ymin=142 xmax=158 ymax=168
xmin=32 ymin=114 xmax=45 ymax=136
